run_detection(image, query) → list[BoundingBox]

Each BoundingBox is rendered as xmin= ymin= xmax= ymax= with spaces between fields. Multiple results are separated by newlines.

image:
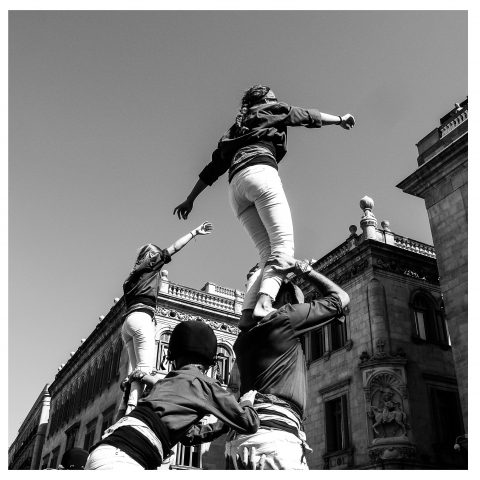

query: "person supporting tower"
xmin=224 ymin=255 xmax=350 ymax=469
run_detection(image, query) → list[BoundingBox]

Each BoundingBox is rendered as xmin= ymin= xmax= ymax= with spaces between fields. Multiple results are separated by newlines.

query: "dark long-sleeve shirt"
xmin=122 ymin=248 xmax=171 ymax=316
xmin=199 ymin=102 xmax=323 ymax=186
xmin=136 ymin=364 xmax=260 ymax=446
xmin=233 ymin=293 xmax=344 ymax=416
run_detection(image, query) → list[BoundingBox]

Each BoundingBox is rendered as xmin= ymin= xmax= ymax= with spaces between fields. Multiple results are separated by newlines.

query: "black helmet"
xmin=60 ymin=448 xmax=89 ymax=470
xmin=168 ymin=320 xmax=217 ymax=366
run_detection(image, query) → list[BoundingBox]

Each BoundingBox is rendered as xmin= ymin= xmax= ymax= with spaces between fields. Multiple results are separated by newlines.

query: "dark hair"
xmin=234 ymin=84 xmax=271 ymax=136
xmin=130 ymin=243 xmax=161 ymax=273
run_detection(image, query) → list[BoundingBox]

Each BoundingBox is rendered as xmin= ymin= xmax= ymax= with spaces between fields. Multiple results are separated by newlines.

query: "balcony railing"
xmin=167 ymin=283 xmax=237 ymax=312
xmin=440 ymin=109 xmax=468 ymax=138
xmin=393 ymin=234 xmax=436 ymax=258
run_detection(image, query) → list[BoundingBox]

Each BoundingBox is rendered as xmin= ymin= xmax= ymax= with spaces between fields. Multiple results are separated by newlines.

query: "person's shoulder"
xmin=258 ymin=102 xmax=289 ymax=114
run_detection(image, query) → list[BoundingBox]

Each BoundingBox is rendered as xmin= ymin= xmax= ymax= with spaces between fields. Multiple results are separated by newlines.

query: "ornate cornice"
xmin=156 ymin=306 xmax=239 ymax=336
xmin=374 ymin=255 xmax=439 ymax=285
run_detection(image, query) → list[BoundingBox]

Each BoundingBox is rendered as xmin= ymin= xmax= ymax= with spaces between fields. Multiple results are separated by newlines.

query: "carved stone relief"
xmin=375 ymin=257 xmax=439 ymax=284
xmin=364 ymin=370 xmax=410 ymax=441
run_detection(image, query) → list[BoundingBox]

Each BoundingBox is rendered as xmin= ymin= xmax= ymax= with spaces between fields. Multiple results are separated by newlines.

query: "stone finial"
xmin=381 ymin=220 xmax=391 ymax=231
xmin=159 ymin=269 xmax=170 ymax=294
xmin=349 ymin=225 xmax=358 ymax=236
xmin=360 ymin=195 xmax=374 ymax=213
xmin=360 ymin=196 xmax=378 ymax=240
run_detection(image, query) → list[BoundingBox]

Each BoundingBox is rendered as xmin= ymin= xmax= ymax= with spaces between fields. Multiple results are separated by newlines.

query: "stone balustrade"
xmin=211 ymin=283 xmax=245 ymax=299
xmin=167 ymin=283 xmax=237 ymax=312
xmin=440 ymin=109 xmax=468 ymax=138
xmin=393 ymin=234 xmax=436 ymax=258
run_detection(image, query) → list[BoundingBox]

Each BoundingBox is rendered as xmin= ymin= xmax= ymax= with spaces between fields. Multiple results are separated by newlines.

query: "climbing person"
xmin=85 ymin=320 xmax=259 ymax=470
xmin=173 ymin=85 xmax=355 ymax=321
xmin=119 ymin=222 xmax=213 ymax=417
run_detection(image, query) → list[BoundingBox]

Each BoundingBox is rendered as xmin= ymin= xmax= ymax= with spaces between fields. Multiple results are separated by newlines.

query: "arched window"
xmin=73 ymin=379 xmax=82 ymax=415
xmin=86 ymin=364 xmax=97 ymax=403
xmin=65 ymin=387 xmax=72 ymax=423
xmin=411 ymin=292 xmax=449 ymax=346
xmin=71 ymin=386 xmax=78 ymax=417
xmin=93 ymin=359 xmax=104 ymax=396
xmin=59 ymin=393 xmax=68 ymax=427
xmin=54 ymin=398 xmax=63 ymax=433
xmin=49 ymin=400 xmax=59 ymax=436
xmin=213 ymin=345 xmax=234 ymax=385
xmin=104 ymin=348 xmax=114 ymax=385
xmin=157 ymin=331 xmax=172 ymax=372
xmin=99 ymin=355 xmax=109 ymax=393
xmin=111 ymin=341 xmax=123 ymax=380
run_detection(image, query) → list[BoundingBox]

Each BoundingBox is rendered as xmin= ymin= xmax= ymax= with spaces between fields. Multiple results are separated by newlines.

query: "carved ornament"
xmin=156 ymin=307 xmax=239 ymax=335
xmin=375 ymin=257 xmax=438 ymax=284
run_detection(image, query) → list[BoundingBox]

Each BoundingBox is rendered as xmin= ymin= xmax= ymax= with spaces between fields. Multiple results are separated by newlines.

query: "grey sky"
xmin=9 ymin=10 xmax=467 ymax=443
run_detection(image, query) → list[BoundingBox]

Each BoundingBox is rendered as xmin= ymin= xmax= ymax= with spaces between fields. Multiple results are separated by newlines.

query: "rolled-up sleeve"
xmin=284 ymin=105 xmax=323 ymax=128
xmin=288 ymin=292 xmax=344 ymax=335
xmin=198 ymin=148 xmax=229 ymax=186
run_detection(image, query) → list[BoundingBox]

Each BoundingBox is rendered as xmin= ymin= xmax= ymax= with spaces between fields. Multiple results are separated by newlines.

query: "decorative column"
xmin=234 ymin=290 xmax=244 ymax=315
xmin=367 ymin=278 xmax=391 ymax=358
xmin=159 ymin=269 xmax=170 ymax=294
xmin=381 ymin=220 xmax=396 ymax=246
xmin=360 ymin=196 xmax=378 ymax=241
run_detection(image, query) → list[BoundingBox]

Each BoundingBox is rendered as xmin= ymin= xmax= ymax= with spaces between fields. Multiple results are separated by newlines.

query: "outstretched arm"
xmin=165 ymin=221 xmax=213 ymax=257
xmin=321 ymin=112 xmax=355 ymax=130
xmin=173 ymin=178 xmax=209 ymax=220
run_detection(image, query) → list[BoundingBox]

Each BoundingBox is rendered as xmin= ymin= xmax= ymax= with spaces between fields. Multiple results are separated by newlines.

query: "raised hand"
xmin=173 ymin=199 xmax=194 ymax=220
xmin=194 ymin=222 xmax=213 ymax=235
xmin=235 ymin=446 xmax=268 ymax=470
xmin=339 ymin=114 xmax=355 ymax=130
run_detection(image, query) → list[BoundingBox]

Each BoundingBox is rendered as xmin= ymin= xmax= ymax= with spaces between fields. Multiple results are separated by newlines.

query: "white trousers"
xmin=85 ymin=445 xmax=144 ymax=470
xmin=228 ymin=164 xmax=294 ymax=311
xmin=226 ymin=428 xmax=309 ymax=470
xmin=121 ymin=311 xmax=156 ymax=408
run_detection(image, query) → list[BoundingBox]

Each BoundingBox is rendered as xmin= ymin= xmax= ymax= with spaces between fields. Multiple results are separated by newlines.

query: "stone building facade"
xmin=10 ymin=197 xmax=466 ymax=470
xmin=293 ymin=197 xmax=465 ymax=469
xmin=397 ymin=98 xmax=468 ymax=434
xmin=8 ymin=385 xmax=51 ymax=469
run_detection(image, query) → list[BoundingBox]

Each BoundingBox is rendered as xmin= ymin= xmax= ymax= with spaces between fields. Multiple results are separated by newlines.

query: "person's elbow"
xmin=247 ymin=417 xmax=260 ymax=434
